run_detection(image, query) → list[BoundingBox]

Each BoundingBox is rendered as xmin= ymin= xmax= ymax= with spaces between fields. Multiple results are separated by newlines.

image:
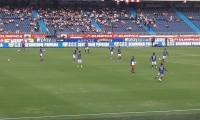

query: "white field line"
xmin=166 ymin=61 xmax=200 ymax=65
xmin=131 ymin=74 xmax=150 ymax=76
xmin=139 ymin=48 xmax=200 ymax=56
xmin=143 ymin=49 xmax=200 ymax=65
xmin=134 ymin=74 xmax=150 ymax=75
xmin=146 ymin=55 xmax=185 ymax=58
xmin=0 ymin=109 xmax=200 ymax=120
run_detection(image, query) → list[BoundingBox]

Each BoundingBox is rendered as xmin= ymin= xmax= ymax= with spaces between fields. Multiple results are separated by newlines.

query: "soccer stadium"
xmin=1 ymin=0 xmax=200 ymax=120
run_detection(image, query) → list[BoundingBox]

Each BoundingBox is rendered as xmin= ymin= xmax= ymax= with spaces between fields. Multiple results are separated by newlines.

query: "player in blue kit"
xmin=150 ymin=53 xmax=157 ymax=69
xmin=72 ymin=47 xmax=78 ymax=63
xmin=39 ymin=46 xmax=43 ymax=61
xmin=130 ymin=56 xmax=135 ymax=73
xmin=162 ymin=48 xmax=169 ymax=60
xmin=85 ymin=41 xmax=89 ymax=54
xmin=117 ymin=46 xmax=121 ymax=62
xmin=109 ymin=46 xmax=114 ymax=59
xmin=77 ymin=51 xmax=83 ymax=68
xmin=155 ymin=63 xmax=169 ymax=82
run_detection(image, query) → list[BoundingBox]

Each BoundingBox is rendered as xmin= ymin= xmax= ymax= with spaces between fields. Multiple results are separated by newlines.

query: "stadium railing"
xmin=0 ymin=32 xmax=199 ymax=36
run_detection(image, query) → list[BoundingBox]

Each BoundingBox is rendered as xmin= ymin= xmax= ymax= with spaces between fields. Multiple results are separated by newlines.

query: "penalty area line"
xmin=0 ymin=109 xmax=200 ymax=120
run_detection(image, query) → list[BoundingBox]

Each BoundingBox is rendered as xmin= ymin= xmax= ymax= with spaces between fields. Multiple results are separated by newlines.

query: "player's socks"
xmin=155 ymin=76 xmax=158 ymax=79
xmin=88 ymin=50 xmax=89 ymax=54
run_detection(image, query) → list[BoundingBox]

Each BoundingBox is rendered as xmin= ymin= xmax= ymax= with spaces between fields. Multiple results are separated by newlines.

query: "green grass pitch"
xmin=0 ymin=47 xmax=200 ymax=120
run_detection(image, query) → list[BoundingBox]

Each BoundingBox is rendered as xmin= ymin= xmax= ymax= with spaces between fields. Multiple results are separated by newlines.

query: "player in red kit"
xmin=21 ymin=40 xmax=25 ymax=51
xmin=130 ymin=56 xmax=135 ymax=73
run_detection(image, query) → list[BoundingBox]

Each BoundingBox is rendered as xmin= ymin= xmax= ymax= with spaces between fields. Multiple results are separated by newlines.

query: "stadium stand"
xmin=39 ymin=7 xmax=199 ymax=35
xmin=0 ymin=6 xmax=43 ymax=34
xmin=85 ymin=7 xmax=148 ymax=34
xmin=138 ymin=8 xmax=197 ymax=35
xmin=1 ymin=0 xmax=200 ymax=36
xmin=37 ymin=7 xmax=97 ymax=35
xmin=180 ymin=8 xmax=200 ymax=32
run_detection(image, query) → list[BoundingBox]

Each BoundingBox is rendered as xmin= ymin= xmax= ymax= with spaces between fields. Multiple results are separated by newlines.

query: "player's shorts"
xmin=132 ymin=65 xmax=135 ymax=69
xmin=158 ymin=73 xmax=164 ymax=77
xmin=110 ymin=52 xmax=113 ymax=55
xmin=85 ymin=47 xmax=89 ymax=50
xmin=118 ymin=54 xmax=121 ymax=57
xmin=73 ymin=54 xmax=76 ymax=59
xmin=78 ymin=59 xmax=82 ymax=63
xmin=22 ymin=45 xmax=25 ymax=48
xmin=152 ymin=61 xmax=156 ymax=65
xmin=162 ymin=56 xmax=166 ymax=59
xmin=40 ymin=53 xmax=43 ymax=56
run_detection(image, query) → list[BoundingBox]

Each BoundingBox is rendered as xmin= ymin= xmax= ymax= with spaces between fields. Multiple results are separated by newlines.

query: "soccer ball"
xmin=158 ymin=79 xmax=161 ymax=82
xmin=159 ymin=58 xmax=161 ymax=60
xmin=7 ymin=59 xmax=10 ymax=62
xmin=17 ymin=50 xmax=20 ymax=52
xmin=135 ymin=61 xmax=137 ymax=64
xmin=44 ymin=50 xmax=45 ymax=52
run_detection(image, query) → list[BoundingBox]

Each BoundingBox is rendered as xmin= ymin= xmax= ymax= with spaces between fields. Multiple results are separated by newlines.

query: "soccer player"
xmin=39 ymin=46 xmax=43 ymax=61
xmin=77 ymin=51 xmax=83 ymax=68
xmin=160 ymin=58 xmax=165 ymax=64
xmin=130 ymin=56 xmax=135 ymax=73
xmin=85 ymin=41 xmax=89 ymax=54
xmin=162 ymin=48 xmax=169 ymax=60
xmin=150 ymin=53 xmax=157 ymax=69
xmin=20 ymin=40 xmax=25 ymax=51
xmin=109 ymin=46 xmax=114 ymax=59
xmin=72 ymin=47 xmax=78 ymax=63
xmin=117 ymin=46 xmax=121 ymax=62
xmin=155 ymin=63 xmax=169 ymax=82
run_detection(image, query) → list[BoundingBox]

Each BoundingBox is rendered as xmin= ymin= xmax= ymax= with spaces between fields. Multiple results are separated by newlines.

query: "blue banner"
xmin=34 ymin=37 xmax=64 ymax=42
xmin=65 ymin=38 xmax=123 ymax=42
xmin=1 ymin=42 xmax=200 ymax=48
